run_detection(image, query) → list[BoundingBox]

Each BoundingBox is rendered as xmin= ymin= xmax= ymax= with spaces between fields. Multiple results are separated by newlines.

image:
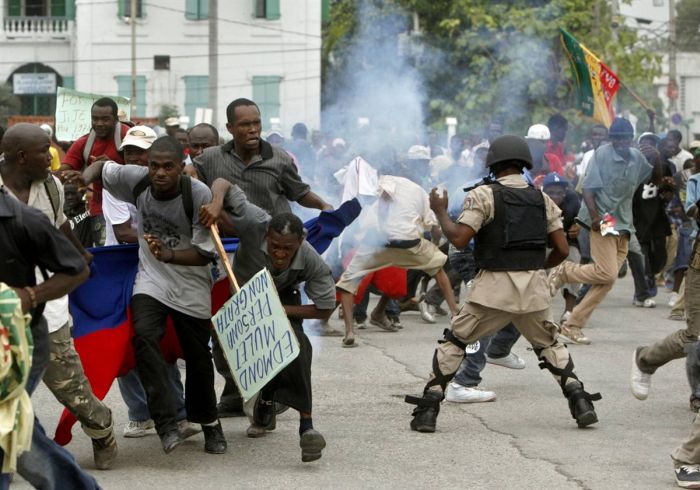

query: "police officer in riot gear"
xmin=405 ymin=135 xmax=601 ymax=432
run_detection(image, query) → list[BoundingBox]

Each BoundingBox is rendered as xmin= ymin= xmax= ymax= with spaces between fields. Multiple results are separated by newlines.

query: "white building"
xmin=621 ymin=0 xmax=700 ymax=141
xmin=0 ymin=0 xmax=324 ymax=135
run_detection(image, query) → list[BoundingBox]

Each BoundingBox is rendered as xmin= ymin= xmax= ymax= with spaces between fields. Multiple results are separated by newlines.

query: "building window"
xmin=185 ymin=0 xmax=208 ymax=20
xmin=252 ymin=76 xmax=281 ymax=129
xmin=116 ymin=75 xmax=146 ymax=117
xmin=117 ymin=0 xmax=144 ymax=19
xmin=254 ymin=0 xmax=280 ymax=20
xmin=154 ymin=55 xmax=170 ymax=71
xmin=7 ymin=0 xmax=75 ymax=18
xmin=183 ymin=76 xmax=209 ymax=127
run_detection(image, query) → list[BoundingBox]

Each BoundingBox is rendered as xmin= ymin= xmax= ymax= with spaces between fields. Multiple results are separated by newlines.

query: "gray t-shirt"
xmin=577 ymin=143 xmax=653 ymax=234
xmin=102 ymin=162 xmax=216 ymax=319
xmin=223 ymin=185 xmax=336 ymax=310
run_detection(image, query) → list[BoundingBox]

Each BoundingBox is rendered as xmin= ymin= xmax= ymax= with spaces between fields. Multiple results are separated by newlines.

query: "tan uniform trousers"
xmin=638 ymin=240 xmax=700 ymax=374
xmin=42 ymin=323 xmax=113 ymax=439
xmin=559 ymin=231 xmax=629 ymax=330
xmin=673 ymin=413 xmax=700 ymax=466
xmin=430 ymin=302 xmax=575 ymax=391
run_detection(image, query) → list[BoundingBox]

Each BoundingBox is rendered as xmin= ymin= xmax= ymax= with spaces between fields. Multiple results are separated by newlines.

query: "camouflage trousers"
xmin=42 ymin=323 xmax=113 ymax=439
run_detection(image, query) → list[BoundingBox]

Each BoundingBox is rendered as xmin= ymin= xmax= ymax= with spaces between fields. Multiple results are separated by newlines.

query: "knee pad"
xmin=422 ymin=329 xmax=467 ymax=393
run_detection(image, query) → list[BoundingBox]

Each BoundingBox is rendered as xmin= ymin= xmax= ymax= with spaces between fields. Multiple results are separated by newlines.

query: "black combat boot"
xmin=565 ymin=381 xmax=599 ymax=428
xmin=406 ymin=390 xmax=443 ymax=433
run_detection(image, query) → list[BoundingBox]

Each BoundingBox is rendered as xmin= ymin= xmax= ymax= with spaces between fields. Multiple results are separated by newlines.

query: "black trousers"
xmin=131 ymin=294 xmax=217 ymax=435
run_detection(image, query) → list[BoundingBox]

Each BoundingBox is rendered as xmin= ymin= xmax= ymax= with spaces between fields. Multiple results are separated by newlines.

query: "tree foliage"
xmin=323 ymin=0 xmax=662 ymax=141
xmin=676 ymin=0 xmax=700 ymax=52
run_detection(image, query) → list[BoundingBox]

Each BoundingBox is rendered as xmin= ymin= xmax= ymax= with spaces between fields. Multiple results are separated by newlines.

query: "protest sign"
xmin=211 ymin=268 xmax=300 ymax=401
xmin=54 ymin=87 xmax=131 ymax=142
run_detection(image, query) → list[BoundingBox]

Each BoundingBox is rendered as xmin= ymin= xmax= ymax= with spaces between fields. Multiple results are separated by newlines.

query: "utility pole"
xmin=668 ymin=0 xmax=679 ymax=125
xmin=130 ymin=0 xmax=137 ymax=116
xmin=208 ymin=0 xmax=218 ymax=126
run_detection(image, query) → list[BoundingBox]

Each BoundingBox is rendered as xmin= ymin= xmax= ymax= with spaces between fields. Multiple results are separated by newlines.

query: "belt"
xmin=386 ymin=238 xmax=421 ymax=249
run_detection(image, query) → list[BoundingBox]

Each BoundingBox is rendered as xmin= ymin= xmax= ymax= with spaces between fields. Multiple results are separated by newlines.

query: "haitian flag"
xmin=55 ymin=199 xmax=361 ymax=445
xmin=560 ymin=28 xmax=619 ymax=127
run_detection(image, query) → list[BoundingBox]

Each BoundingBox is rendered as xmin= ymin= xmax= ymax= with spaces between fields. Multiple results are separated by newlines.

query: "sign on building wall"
xmin=211 ymin=269 xmax=300 ymax=401
xmin=13 ymin=73 xmax=57 ymax=95
xmin=55 ymin=87 xmax=130 ymax=142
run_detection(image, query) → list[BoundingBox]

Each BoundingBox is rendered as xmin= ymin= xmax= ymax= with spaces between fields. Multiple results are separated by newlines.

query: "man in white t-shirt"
xmin=0 ymin=123 xmax=117 ymax=470
xmin=103 ymin=126 xmax=199 ymax=440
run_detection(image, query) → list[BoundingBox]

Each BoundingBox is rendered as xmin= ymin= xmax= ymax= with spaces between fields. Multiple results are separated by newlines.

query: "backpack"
xmin=43 ymin=176 xmax=61 ymax=226
xmin=132 ymin=174 xmax=194 ymax=225
xmin=81 ymin=122 xmax=123 ymax=167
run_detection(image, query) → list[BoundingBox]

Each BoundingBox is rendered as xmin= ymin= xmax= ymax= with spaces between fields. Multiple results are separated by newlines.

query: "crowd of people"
xmin=1 ymin=97 xmax=700 ymax=488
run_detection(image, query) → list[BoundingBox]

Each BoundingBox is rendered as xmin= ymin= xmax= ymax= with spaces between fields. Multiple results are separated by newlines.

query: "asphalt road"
xmin=15 ymin=274 xmax=693 ymax=489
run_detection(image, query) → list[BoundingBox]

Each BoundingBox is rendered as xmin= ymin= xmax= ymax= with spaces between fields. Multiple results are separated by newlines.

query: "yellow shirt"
xmin=458 ymin=174 xmax=563 ymax=313
xmin=49 ymin=146 xmax=61 ymax=171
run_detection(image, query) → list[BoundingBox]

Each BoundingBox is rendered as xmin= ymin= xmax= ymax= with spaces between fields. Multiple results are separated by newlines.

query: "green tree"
xmin=676 ymin=0 xmax=700 ymax=52
xmin=323 ymin=0 xmax=662 ymax=142
xmin=0 ymin=84 xmax=21 ymax=128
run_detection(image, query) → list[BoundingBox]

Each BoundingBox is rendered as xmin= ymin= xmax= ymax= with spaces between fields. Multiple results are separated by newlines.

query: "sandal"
xmin=342 ymin=335 xmax=357 ymax=348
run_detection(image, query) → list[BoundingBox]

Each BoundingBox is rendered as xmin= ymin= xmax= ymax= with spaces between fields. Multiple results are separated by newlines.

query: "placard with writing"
xmin=55 ymin=87 xmax=131 ymax=142
xmin=211 ymin=269 xmax=300 ymax=401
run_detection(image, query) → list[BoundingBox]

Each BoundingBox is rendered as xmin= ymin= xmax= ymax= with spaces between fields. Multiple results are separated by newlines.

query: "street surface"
xmin=16 ymin=275 xmax=692 ymax=489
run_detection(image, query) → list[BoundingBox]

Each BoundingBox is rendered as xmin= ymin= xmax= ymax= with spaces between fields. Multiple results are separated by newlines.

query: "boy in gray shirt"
xmin=83 ymin=136 xmax=226 ymax=455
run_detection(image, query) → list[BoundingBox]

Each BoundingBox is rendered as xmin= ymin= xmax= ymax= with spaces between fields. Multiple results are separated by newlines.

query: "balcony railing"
xmin=3 ymin=16 xmax=72 ymax=38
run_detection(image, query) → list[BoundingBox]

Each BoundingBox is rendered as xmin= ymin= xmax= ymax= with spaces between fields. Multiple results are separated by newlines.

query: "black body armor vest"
xmin=474 ymin=183 xmax=547 ymax=271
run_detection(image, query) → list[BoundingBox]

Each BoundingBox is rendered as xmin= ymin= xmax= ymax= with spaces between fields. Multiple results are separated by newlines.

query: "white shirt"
xmin=0 ymin=172 xmax=71 ymax=332
xmin=578 ymin=149 xmax=595 ymax=177
xmin=670 ymin=149 xmax=695 ymax=173
xmin=376 ymin=175 xmax=437 ymax=241
xmin=103 ymin=189 xmax=138 ymax=246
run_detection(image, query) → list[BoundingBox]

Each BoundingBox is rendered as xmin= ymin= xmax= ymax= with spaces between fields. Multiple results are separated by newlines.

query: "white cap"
xmin=40 ymin=123 xmax=53 ymax=138
xmin=407 ymin=145 xmax=431 ymax=161
xmin=526 ymin=124 xmax=551 ymax=141
xmin=332 ymin=138 xmax=346 ymax=148
xmin=689 ymin=140 xmax=700 ymax=150
xmin=164 ymin=117 xmax=180 ymax=127
xmin=120 ymin=125 xmax=157 ymax=150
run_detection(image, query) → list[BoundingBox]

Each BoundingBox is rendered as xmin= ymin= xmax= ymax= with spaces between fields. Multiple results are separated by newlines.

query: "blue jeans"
xmin=453 ymin=324 xmax=521 ymax=387
xmin=118 ymin=364 xmax=187 ymax=422
xmin=2 ymin=317 xmax=101 ymax=489
xmin=353 ymin=287 xmax=400 ymax=321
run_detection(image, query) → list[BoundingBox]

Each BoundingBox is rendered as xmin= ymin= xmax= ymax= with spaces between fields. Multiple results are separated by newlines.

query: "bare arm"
xmin=297 ymin=191 xmax=333 ymax=211
xmin=113 ymin=220 xmax=138 ymax=244
xmin=582 ymin=188 xmax=601 ymax=232
xmin=59 ymin=221 xmax=93 ymax=264
xmin=199 ymin=178 xmax=238 ymax=235
xmin=544 ymin=229 xmax=569 ymax=269
xmin=144 ymin=234 xmax=211 ymax=266
xmin=14 ymin=266 xmax=90 ymax=314
xmin=429 ymin=188 xmax=475 ymax=249
xmin=284 ymin=304 xmax=334 ymax=321
xmin=82 ymin=159 xmax=108 ymax=185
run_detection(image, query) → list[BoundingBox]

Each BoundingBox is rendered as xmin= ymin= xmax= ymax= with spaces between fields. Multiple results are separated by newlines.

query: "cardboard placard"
xmin=55 ymin=87 xmax=131 ymax=142
xmin=211 ymin=268 xmax=300 ymax=401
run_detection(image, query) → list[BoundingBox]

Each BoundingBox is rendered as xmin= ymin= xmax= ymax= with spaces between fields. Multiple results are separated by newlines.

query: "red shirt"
xmin=63 ymin=125 xmax=129 ymax=216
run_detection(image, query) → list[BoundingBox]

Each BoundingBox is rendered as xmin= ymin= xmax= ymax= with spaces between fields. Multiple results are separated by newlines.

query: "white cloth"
xmin=670 ymin=149 xmax=695 ymax=173
xmin=103 ymin=189 xmax=138 ymax=246
xmin=578 ymin=149 xmax=594 ymax=177
xmin=334 ymin=156 xmax=379 ymax=203
xmin=376 ymin=175 xmax=437 ymax=241
xmin=35 ymin=269 xmax=70 ymax=332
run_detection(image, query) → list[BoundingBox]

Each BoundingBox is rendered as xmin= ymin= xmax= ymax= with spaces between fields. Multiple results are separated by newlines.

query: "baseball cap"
xmin=332 ymin=138 xmax=346 ymax=148
xmin=542 ymin=172 xmax=569 ymax=188
xmin=120 ymin=125 xmax=157 ymax=150
xmin=164 ymin=117 xmax=180 ymax=127
xmin=407 ymin=145 xmax=431 ymax=161
xmin=638 ymin=131 xmax=660 ymax=146
xmin=526 ymin=124 xmax=550 ymax=141
xmin=608 ymin=117 xmax=634 ymax=138
xmin=689 ymin=140 xmax=700 ymax=150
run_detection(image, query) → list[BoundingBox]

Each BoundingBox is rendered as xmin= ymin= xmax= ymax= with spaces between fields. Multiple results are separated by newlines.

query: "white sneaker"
xmin=486 ymin=352 xmax=526 ymax=370
xmin=630 ymin=348 xmax=651 ymax=400
xmin=123 ymin=419 xmax=156 ymax=438
xmin=418 ymin=301 xmax=436 ymax=324
xmin=633 ymin=298 xmax=656 ymax=308
xmin=669 ymin=292 xmax=680 ymax=308
xmin=444 ymin=382 xmax=496 ymax=403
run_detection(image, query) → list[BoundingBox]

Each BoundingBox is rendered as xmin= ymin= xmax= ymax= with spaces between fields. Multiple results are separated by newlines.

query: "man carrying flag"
xmin=200 ymin=178 xmax=336 ymax=463
xmin=82 ymin=136 xmax=226 ymax=455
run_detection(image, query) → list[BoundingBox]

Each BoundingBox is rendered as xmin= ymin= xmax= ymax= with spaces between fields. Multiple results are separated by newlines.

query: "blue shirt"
xmin=577 ymin=143 xmax=652 ymax=234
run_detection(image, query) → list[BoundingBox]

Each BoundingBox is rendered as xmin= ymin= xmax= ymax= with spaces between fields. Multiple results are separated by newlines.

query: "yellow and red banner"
xmin=560 ymin=29 xmax=619 ymax=127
